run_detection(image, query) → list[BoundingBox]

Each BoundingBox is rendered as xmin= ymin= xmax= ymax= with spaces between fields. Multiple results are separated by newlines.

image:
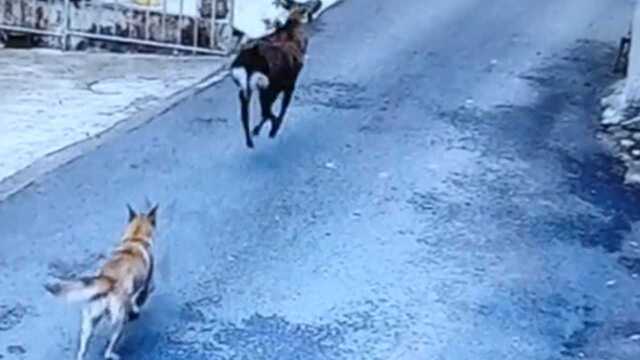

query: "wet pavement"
xmin=1 ymin=0 xmax=639 ymax=359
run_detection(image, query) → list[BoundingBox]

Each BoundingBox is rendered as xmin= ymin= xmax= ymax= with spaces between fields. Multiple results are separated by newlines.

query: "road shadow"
xmin=440 ymin=39 xmax=640 ymax=360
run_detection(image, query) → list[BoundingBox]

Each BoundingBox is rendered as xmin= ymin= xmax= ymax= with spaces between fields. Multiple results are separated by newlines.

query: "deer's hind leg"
xmin=270 ymin=87 xmax=294 ymax=138
xmin=239 ymin=90 xmax=254 ymax=148
xmin=253 ymin=89 xmax=278 ymax=137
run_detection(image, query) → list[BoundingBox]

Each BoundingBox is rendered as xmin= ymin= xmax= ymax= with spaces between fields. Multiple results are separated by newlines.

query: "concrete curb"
xmin=0 ymin=60 xmax=231 ymax=203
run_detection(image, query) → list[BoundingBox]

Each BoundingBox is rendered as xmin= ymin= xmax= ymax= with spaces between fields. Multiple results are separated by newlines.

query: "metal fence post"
xmin=228 ymin=0 xmax=234 ymax=53
xmin=61 ymin=0 xmax=70 ymax=50
xmin=214 ymin=0 xmax=218 ymax=49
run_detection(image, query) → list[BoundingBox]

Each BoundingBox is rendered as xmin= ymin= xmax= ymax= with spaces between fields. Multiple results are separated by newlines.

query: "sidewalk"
xmin=0 ymin=49 xmax=227 ymax=198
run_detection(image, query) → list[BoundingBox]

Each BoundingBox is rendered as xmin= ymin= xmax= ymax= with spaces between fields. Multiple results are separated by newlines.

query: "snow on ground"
xmin=0 ymin=49 xmax=224 ymax=184
xmin=234 ymin=0 xmax=343 ymax=39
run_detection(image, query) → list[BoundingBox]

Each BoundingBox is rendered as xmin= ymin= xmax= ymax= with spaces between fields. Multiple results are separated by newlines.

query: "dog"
xmin=230 ymin=7 xmax=309 ymax=148
xmin=45 ymin=204 xmax=158 ymax=360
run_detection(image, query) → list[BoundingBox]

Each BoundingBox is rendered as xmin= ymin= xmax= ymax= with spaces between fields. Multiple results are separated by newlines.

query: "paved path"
xmin=0 ymin=0 xmax=638 ymax=359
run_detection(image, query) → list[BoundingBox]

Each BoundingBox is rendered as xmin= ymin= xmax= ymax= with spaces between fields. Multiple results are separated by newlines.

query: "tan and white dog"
xmin=46 ymin=204 xmax=158 ymax=360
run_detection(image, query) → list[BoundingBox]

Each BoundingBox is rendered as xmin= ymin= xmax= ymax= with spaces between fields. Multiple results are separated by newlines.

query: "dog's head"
xmin=125 ymin=203 xmax=158 ymax=239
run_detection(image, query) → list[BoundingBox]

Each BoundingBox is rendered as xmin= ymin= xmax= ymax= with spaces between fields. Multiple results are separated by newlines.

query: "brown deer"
xmin=230 ymin=8 xmax=309 ymax=149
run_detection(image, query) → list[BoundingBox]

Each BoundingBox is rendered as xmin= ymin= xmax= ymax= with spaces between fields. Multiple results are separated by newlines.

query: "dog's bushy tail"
xmin=45 ymin=276 xmax=114 ymax=303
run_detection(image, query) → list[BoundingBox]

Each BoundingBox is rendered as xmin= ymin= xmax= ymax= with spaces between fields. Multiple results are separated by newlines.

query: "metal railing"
xmin=0 ymin=0 xmax=234 ymax=55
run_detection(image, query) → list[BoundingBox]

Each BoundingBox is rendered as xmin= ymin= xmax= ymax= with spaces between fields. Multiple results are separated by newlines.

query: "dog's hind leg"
xmin=104 ymin=300 xmax=126 ymax=360
xmin=104 ymin=320 xmax=124 ymax=360
xmin=77 ymin=301 xmax=106 ymax=360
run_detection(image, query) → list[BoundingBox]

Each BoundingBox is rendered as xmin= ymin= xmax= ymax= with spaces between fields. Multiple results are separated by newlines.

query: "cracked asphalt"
xmin=1 ymin=0 xmax=640 ymax=359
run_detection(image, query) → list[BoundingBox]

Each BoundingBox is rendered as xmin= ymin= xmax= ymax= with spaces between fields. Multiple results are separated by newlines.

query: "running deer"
xmin=230 ymin=8 xmax=309 ymax=148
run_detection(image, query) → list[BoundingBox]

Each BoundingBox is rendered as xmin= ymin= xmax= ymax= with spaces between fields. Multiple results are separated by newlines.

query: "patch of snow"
xmin=378 ymin=171 xmax=390 ymax=179
xmin=612 ymin=129 xmax=631 ymax=140
xmin=602 ymin=107 xmax=623 ymax=126
xmin=625 ymin=161 xmax=640 ymax=185
xmin=601 ymin=80 xmax=627 ymax=126
xmin=621 ymin=152 xmax=633 ymax=162
xmin=620 ymin=138 xmax=635 ymax=148
xmin=602 ymin=80 xmax=626 ymax=107
xmin=621 ymin=116 xmax=640 ymax=127
xmin=324 ymin=161 xmax=337 ymax=170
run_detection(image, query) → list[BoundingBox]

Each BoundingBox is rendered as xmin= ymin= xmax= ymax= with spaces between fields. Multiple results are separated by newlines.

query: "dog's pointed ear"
xmin=127 ymin=204 xmax=137 ymax=222
xmin=147 ymin=204 xmax=159 ymax=227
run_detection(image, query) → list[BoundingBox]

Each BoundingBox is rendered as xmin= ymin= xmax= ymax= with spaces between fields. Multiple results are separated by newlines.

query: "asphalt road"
xmin=1 ymin=0 xmax=639 ymax=359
